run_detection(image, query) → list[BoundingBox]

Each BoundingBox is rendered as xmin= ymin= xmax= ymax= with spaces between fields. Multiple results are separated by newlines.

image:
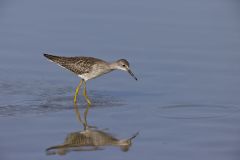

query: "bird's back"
xmin=43 ymin=53 xmax=106 ymax=75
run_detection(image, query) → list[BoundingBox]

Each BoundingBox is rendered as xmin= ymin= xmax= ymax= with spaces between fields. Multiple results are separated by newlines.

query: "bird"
xmin=43 ymin=53 xmax=137 ymax=106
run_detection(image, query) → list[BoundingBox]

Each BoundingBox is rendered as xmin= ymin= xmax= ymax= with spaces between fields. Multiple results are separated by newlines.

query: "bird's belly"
xmin=78 ymin=69 xmax=112 ymax=81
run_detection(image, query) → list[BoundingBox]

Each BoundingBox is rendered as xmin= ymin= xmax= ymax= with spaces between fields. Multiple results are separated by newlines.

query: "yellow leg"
xmin=83 ymin=105 xmax=97 ymax=130
xmin=74 ymin=79 xmax=83 ymax=104
xmin=83 ymin=105 xmax=90 ymax=130
xmin=83 ymin=80 xmax=92 ymax=106
xmin=73 ymin=79 xmax=84 ymax=126
xmin=73 ymin=102 xmax=84 ymax=125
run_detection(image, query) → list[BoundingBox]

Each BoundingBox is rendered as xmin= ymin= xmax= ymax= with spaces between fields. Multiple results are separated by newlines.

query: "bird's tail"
xmin=43 ymin=53 xmax=63 ymax=63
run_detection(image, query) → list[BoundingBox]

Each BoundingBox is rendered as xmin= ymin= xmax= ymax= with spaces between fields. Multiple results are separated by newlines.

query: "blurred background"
xmin=0 ymin=0 xmax=240 ymax=160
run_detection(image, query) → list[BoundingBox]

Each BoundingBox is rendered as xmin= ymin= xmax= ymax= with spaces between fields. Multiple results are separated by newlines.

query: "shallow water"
xmin=1 ymin=0 xmax=240 ymax=160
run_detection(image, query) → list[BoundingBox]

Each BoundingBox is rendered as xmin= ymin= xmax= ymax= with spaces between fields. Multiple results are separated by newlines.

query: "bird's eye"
xmin=122 ymin=64 xmax=126 ymax=67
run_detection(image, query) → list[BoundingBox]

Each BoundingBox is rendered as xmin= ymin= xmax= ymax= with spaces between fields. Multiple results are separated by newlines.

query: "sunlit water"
xmin=0 ymin=0 xmax=240 ymax=160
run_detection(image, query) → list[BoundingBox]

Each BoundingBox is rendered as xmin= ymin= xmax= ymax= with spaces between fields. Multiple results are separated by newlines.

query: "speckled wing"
xmin=43 ymin=54 xmax=104 ymax=75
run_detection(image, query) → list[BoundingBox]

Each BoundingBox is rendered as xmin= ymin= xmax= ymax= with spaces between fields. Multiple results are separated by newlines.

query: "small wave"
xmin=157 ymin=104 xmax=240 ymax=119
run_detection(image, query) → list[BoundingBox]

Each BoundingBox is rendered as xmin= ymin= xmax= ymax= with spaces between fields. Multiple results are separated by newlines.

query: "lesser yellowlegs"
xmin=43 ymin=53 xmax=137 ymax=106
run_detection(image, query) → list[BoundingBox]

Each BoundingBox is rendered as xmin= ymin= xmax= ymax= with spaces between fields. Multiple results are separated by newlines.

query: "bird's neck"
xmin=109 ymin=62 xmax=119 ymax=70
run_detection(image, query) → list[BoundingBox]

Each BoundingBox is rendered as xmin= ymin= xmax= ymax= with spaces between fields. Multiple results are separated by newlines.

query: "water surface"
xmin=0 ymin=0 xmax=240 ymax=160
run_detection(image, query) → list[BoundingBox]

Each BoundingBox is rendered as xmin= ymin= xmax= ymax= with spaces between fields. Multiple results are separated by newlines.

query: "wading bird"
xmin=43 ymin=53 xmax=137 ymax=105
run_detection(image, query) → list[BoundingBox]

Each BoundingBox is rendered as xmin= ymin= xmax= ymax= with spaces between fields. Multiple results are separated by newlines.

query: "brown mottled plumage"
xmin=43 ymin=54 xmax=105 ymax=76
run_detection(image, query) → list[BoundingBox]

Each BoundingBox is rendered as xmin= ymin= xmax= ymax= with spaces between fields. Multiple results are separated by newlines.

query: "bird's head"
xmin=114 ymin=59 xmax=137 ymax=81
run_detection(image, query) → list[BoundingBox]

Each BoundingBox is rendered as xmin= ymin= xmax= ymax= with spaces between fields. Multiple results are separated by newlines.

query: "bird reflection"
xmin=46 ymin=103 xmax=139 ymax=155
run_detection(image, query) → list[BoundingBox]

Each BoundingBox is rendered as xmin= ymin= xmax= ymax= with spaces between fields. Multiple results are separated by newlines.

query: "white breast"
xmin=78 ymin=63 xmax=112 ymax=81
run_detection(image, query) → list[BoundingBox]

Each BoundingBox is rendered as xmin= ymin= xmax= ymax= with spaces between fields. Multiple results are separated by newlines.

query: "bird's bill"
xmin=128 ymin=69 xmax=138 ymax=81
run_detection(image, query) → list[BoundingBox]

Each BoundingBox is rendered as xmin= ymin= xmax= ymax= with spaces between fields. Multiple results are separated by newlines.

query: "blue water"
xmin=0 ymin=0 xmax=240 ymax=160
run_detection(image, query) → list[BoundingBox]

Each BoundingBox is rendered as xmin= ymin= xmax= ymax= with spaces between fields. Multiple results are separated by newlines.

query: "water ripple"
xmin=0 ymin=81 xmax=124 ymax=117
xmin=157 ymin=104 xmax=240 ymax=119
